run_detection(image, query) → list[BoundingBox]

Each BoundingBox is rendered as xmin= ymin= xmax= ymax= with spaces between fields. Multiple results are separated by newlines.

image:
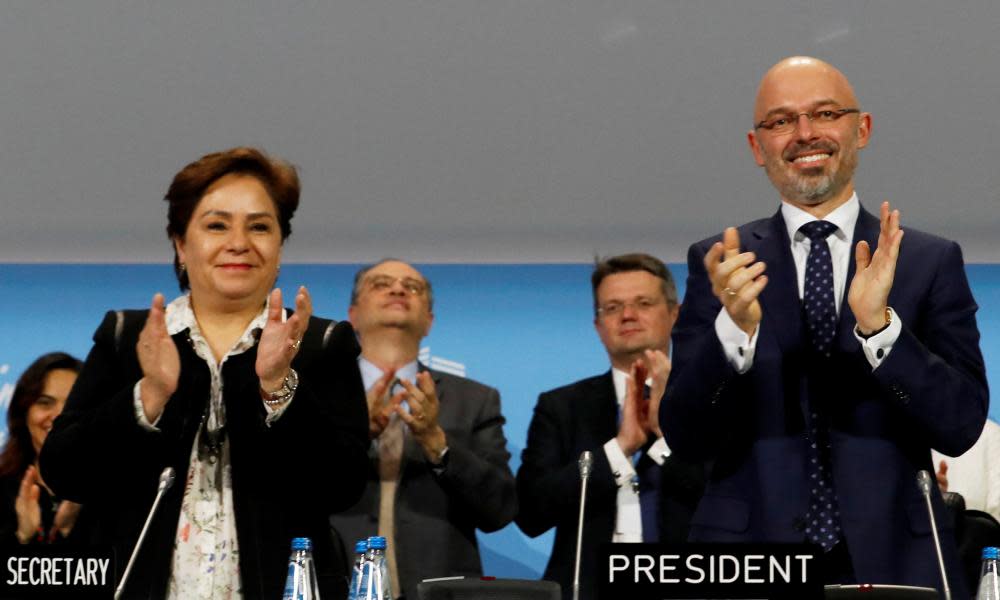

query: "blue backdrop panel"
xmin=1 ymin=263 xmax=997 ymax=579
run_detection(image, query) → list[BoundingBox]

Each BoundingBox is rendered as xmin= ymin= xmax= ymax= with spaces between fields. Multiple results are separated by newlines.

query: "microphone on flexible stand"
xmin=916 ymin=469 xmax=952 ymax=600
xmin=115 ymin=467 xmax=176 ymax=600
xmin=573 ymin=451 xmax=593 ymax=600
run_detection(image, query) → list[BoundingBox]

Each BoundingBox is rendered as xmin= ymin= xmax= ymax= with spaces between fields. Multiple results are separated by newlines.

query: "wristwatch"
xmin=858 ymin=307 xmax=893 ymax=339
xmin=262 ymin=368 xmax=299 ymax=405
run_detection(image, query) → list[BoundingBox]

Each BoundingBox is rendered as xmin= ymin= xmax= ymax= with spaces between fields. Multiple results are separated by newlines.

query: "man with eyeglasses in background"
xmin=329 ymin=259 xmax=517 ymax=599
xmin=516 ymin=253 xmax=705 ymax=600
xmin=663 ymin=56 xmax=987 ymax=594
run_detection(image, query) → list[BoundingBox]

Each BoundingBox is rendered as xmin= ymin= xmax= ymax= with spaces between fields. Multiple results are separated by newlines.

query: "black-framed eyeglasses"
xmin=754 ymin=108 xmax=860 ymax=134
xmin=365 ymin=274 xmax=427 ymax=295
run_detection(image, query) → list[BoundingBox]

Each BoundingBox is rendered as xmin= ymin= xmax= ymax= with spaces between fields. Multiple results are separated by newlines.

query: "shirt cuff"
xmin=603 ymin=439 xmax=637 ymax=487
xmin=715 ymin=308 xmax=758 ymax=373
xmin=133 ymin=381 xmax=161 ymax=432
xmin=854 ymin=307 xmax=902 ymax=369
xmin=262 ymin=391 xmax=295 ymax=426
xmin=646 ymin=436 xmax=672 ymax=466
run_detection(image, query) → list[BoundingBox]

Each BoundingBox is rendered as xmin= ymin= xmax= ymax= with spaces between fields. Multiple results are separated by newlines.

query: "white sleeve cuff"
xmin=133 ymin=381 xmax=161 ymax=431
xmin=854 ymin=308 xmax=902 ymax=369
xmin=646 ymin=436 xmax=672 ymax=466
xmin=263 ymin=392 xmax=294 ymax=426
xmin=603 ymin=439 xmax=637 ymax=487
xmin=715 ymin=308 xmax=758 ymax=374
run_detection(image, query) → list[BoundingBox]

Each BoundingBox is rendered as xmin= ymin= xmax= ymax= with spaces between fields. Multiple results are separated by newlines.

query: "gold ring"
xmin=290 ymin=340 xmax=301 ymax=350
xmin=723 ymin=287 xmax=737 ymax=297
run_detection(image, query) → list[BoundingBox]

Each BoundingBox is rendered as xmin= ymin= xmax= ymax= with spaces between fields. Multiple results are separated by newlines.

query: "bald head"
xmin=753 ymin=56 xmax=859 ymax=123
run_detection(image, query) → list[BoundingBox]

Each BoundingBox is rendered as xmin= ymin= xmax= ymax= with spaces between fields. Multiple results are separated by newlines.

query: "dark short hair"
xmin=591 ymin=252 xmax=678 ymax=314
xmin=350 ymin=259 xmax=435 ymax=312
xmin=0 ymin=352 xmax=83 ymax=478
xmin=164 ymin=147 xmax=301 ymax=290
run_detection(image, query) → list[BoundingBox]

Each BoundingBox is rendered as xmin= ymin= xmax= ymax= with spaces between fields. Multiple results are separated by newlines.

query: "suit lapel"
xmin=750 ymin=210 xmax=802 ymax=355
xmin=588 ymin=371 xmax=619 ymax=442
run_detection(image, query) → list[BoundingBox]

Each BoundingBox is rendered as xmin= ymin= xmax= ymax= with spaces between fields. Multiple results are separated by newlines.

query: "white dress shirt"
xmin=602 ymin=367 xmax=670 ymax=543
xmin=715 ymin=194 xmax=902 ymax=371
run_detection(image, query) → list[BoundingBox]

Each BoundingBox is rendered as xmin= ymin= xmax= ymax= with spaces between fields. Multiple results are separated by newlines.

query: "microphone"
xmin=115 ymin=467 xmax=176 ymax=600
xmin=573 ymin=451 xmax=593 ymax=600
xmin=916 ymin=470 xmax=952 ymax=600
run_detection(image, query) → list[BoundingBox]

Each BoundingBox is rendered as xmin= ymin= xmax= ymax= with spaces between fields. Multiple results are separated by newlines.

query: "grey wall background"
xmin=2 ymin=1 xmax=998 ymax=264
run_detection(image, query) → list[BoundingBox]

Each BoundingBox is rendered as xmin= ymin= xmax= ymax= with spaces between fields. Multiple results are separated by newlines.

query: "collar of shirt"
xmin=781 ymin=192 xmax=859 ymax=245
xmin=780 ymin=193 xmax=860 ymax=313
xmin=358 ymin=356 xmax=419 ymax=393
xmin=164 ymin=294 xmax=277 ymax=358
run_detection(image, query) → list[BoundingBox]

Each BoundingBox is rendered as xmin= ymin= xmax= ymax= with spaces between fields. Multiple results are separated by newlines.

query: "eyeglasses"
xmin=754 ymin=108 xmax=860 ymax=135
xmin=365 ymin=274 xmax=427 ymax=296
xmin=596 ymin=297 xmax=666 ymax=318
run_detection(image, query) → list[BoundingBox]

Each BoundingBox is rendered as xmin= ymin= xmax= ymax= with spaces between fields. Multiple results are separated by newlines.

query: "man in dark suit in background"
xmin=663 ymin=57 xmax=988 ymax=595
xmin=330 ymin=259 xmax=517 ymax=599
xmin=517 ymin=253 xmax=705 ymax=600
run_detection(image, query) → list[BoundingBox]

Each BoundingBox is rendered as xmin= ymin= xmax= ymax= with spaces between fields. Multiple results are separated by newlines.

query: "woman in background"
xmin=0 ymin=352 xmax=84 ymax=545
xmin=40 ymin=147 xmax=369 ymax=599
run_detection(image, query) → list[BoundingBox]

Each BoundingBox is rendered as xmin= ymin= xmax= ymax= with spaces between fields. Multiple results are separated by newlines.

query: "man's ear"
xmin=856 ymin=112 xmax=873 ymax=149
xmin=422 ymin=311 xmax=435 ymax=338
xmin=747 ymin=130 xmax=766 ymax=167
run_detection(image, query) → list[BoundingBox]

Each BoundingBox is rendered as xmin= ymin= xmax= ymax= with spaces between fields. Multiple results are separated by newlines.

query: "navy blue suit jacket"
xmin=662 ymin=205 xmax=988 ymax=595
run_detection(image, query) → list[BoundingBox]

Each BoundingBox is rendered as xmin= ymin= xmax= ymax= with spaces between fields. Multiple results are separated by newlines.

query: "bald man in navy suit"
xmin=663 ymin=57 xmax=987 ymax=597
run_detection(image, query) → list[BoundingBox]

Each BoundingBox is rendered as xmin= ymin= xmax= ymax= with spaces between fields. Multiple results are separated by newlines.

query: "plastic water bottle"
xmin=283 ymin=537 xmax=321 ymax=600
xmin=360 ymin=536 xmax=393 ymax=600
xmin=978 ymin=547 xmax=1000 ymax=600
xmin=346 ymin=539 xmax=369 ymax=600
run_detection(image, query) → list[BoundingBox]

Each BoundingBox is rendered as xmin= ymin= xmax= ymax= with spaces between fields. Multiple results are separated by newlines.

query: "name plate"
xmin=0 ymin=546 xmax=115 ymax=599
xmin=599 ymin=543 xmax=822 ymax=599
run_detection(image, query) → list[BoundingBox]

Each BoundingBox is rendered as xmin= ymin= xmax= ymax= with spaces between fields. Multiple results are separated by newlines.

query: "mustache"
xmin=783 ymin=141 xmax=837 ymax=161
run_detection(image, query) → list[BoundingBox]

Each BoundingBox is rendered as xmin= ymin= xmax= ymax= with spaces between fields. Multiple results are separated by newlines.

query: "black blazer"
xmin=39 ymin=308 xmax=369 ymax=599
xmin=330 ymin=367 xmax=517 ymax=599
xmin=516 ymin=372 xmax=705 ymax=600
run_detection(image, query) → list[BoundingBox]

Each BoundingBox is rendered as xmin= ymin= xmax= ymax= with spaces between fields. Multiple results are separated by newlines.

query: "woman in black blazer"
xmin=40 ymin=147 xmax=368 ymax=599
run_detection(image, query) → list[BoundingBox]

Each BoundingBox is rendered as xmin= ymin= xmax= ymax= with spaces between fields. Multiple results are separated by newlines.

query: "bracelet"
xmin=261 ymin=368 xmax=299 ymax=405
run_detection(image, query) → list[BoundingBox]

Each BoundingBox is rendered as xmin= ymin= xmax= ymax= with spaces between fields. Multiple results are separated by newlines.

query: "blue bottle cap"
xmin=368 ymin=536 xmax=387 ymax=550
xmin=985 ymin=546 xmax=1000 ymax=560
xmin=291 ymin=537 xmax=313 ymax=551
xmin=355 ymin=540 xmax=369 ymax=553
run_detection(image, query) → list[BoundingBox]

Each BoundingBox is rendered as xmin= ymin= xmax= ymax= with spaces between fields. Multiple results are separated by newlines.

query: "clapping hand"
xmin=396 ymin=372 xmax=447 ymax=462
xmin=137 ymin=293 xmax=181 ymax=423
xmin=14 ymin=466 xmax=42 ymax=545
xmin=367 ymin=370 xmax=404 ymax=439
xmin=617 ymin=350 xmax=672 ymax=455
xmin=256 ymin=286 xmax=312 ymax=394
xmin=849 ymin=201 xmax=903 ymax=335
xmin=704 ymin=227 xmax=768 ymax=336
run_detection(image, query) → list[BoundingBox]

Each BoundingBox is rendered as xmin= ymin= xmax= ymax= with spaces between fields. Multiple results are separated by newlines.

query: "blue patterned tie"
xmin=798 ymin=220 xmax=842 ymax=551
xmin=800 ymin=220 xmax=839 ymax=357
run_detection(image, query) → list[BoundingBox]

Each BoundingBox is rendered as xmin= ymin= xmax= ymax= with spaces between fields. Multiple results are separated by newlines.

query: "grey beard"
xmin=787 ymin=174 xmax=834 ymax=204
